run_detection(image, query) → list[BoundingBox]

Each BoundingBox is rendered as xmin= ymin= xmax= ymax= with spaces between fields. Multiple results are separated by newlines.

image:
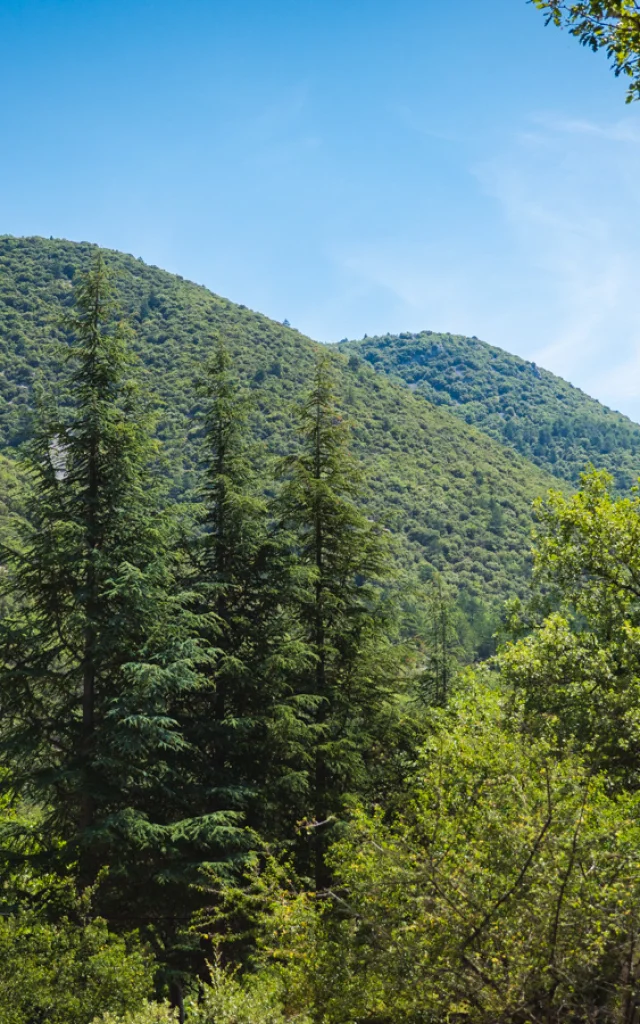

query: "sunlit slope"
xmin=0 ymin=236 xmax=565 ymax=600
xmin=339 ymin=331 xmax=640 ymax=489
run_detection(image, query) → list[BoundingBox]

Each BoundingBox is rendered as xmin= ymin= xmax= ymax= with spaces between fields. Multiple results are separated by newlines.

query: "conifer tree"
xmin=0 ymin=256 xmax=245 ymax=958
xmin=185 ymin=339 xmax=309 ymax=840
xmin=276 ymin=354 xmax=397 ymax=889
xmin=419 ymin=574 xmax=462 ymax=706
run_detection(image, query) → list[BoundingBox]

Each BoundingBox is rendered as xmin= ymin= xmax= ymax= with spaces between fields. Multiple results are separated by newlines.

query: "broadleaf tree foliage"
xmin=533 ymin=0 xmax=640 ymax=101
xmin=500 ymin=469 xmax=640 ymax=789
xmin=262 ymin=687 xmax=640 ymax=1024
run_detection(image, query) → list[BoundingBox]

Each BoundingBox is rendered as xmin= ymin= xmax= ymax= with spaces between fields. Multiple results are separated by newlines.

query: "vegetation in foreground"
xmin=2 ymin=257 xmax=640 ymax=1022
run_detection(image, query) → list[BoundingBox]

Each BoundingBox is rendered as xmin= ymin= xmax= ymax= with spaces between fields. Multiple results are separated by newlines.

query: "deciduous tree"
xmin=533 ymin=1 xmax=640 ymax=101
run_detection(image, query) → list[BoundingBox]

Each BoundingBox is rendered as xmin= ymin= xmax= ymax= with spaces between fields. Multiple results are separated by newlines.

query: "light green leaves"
xmin=533 ymin=1 xmax=640 ymax=102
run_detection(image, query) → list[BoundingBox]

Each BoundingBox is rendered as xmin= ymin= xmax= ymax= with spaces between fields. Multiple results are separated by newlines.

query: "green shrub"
xmin=93 ymin=964 xmax=295 ymax=1024
xmin=0 ymin=913 xmax=154 ymax=1024
xmin=93 ymin=1003 xmax=176 ymax=1024
xmin=188 ymin=965 xmax=291 ymax=1024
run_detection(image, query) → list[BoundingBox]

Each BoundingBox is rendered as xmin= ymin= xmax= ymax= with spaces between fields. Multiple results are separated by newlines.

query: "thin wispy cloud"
xmin=386 ymin=103 xmax=463 ymax=144
xmin=530 ymin=114 xmax=640 ymax=144
xmin=329 ymin=109 xmax=640 ymax=423
xmin=471 ymin=112 xmax=640 ymax=417
xmin=318 ymin=103 xmax=640 ymax=420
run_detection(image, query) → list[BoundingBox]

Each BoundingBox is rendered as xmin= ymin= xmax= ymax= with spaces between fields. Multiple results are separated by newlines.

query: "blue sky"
xmin=2 ymin=0 xmax=640 ymax=417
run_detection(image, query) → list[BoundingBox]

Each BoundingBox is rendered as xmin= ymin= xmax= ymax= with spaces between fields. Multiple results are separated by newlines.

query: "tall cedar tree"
xmin=186 ymin=341 xmax=310 ymax=842
xmin=419 ymin=574 xmax=462 ymax=707
xmin=0 ymin=257 xmax=246 ymax=977
xmin=276 ymin=354 xmax=396 ymax=889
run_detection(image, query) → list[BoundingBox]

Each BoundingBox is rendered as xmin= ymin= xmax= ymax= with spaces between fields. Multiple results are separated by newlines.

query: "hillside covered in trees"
xmin=339 ymin=331 xmax=640 ymax=488
xmin=3 ymin=238 xmax=640 ymax=1024
xmin=3 ymin=0 xmax=640 ymax=1018
xmin=2 ymin=244 xmax=640 ymax=1024
xmin=0 ymin=236 xmax=565 ymax=609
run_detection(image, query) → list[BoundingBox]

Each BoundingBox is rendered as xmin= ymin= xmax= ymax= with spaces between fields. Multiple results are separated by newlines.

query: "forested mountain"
xmin=4 ymin=240 xmax=640 ymax=1024
xmin=339 ymin=330 xmax=640 ymax=488
xmin=0 ymin=236 xmax=565 ymax=605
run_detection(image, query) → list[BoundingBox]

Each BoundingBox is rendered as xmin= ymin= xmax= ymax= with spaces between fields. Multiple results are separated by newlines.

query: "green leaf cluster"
xmin=260 ymin=686 xmax=640 ymax=1023
xmin=500 ymin=469 xmax=640 ymax=788
xmin=0 ymin=912 xmax=153 ymax=1024
xmin=533 ymin=1 xmax=640 ymax=103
